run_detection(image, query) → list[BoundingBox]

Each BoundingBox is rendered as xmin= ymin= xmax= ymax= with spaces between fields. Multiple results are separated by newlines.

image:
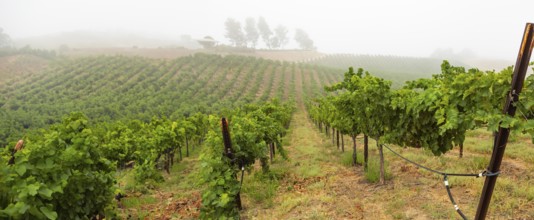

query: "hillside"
xmin=0 ymin=53 xmax=341 ymax=145
xmin=0 ymin=54 xmax=49 ymax=83
xmin=0 ymin=51 xmax=532 ymax=220
xmin=59 ymin=48 xmax=325 ymax=62
xmin=306 ymin=54 xmax=471 ymax=86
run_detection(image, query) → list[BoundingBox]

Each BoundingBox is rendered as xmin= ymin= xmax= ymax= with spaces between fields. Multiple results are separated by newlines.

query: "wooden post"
xmin=268 ymin=143 xmax=273 ymax=163
xmin=364 ymin=135 xmax=369 ymax=171
xmin=332 ymin=128 xmax=335 ymax=145
xmin=179 ymin=145 xmax=182 ymax=161
xmin=475 ymin=23 xmax=533 ymax=220
xmin=459 ymin=142 xmax=463 ymax=158
xmin=336 ymin=130 xmax=340 ymax=149
xmin=341 ymin=134 xmax=345 ymax=152
xmin=8 ymin=140 xmax=24 ymax=165
xmin=221 ymin=118 xmax=243 ymax=210
xmin=186 ymin=135 xmax=189 ymax=157
xmin=352 ymin=135 xmax=357 ymax=166
xmin=377 ymin=138 xmax=385 ymax=185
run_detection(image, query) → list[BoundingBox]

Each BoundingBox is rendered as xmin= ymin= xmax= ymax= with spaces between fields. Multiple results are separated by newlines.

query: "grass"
xmin=339 ymin=149 xmax=364 ymax=167
xmin=364 ymin=157 xmax=391 ymax=183
xmin=421 ymin=203 xmax=453 ymax=219
xmin=296 ymin=164 xmax=322 ymax=178
xmin=465 ymin=128 xmax=534 ymax=163
xmin=219 ymin=120 xmax=534 ymax=218
xmin=387 ymin=198 xmax=408 ymax=219
xmin=242 ymin=171 xmax=280 ymax=207
xmin=122 ymin=196 xmax=158 ymax=208
xmin=279 ymin=196 xmax=309 ymax=213
xmin=115 ymin=144 xmax=205 ymax=219
xmin=290 ymin=121 xmax=330 ymax=178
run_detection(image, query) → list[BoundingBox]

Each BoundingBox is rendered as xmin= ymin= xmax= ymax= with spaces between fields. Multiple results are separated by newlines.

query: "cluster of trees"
xmin=0 ymin=46 xmax=57 ymax=59
xmin=309 ymin=61 xmax=534 ymax=184
xmin=0 ymin=28 xmax=11 ymax=48
xmin=199 ymin=100 xmax=294 ymax=218
xmin=224 ymin=17 xmax=315 ymax=50
xmin=0 ymin=28 xmax=55 ymax=58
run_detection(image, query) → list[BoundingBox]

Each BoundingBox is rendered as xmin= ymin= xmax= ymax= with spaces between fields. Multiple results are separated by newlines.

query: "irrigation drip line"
xmin=382 ymin=144 xmax=500 ymax=220
xmin=444 ymin=175 xmax=468 ymax=220
xmin=230 ymin=157 xmax=246 ymax=192
xmin=382 ymin=144 xmax=499 ymax=177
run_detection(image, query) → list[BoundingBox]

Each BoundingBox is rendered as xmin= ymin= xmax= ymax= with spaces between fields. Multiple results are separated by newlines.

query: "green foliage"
xmin=315 ymin=61 xmax=530 ymax=156
xmin=0 ymin=112 xmax=115 ymax=219
xmin=133 ymin=160 xmax=163 ymax=187
xmin=316 ymin=67 xmax=393 ymax=141
xmin=199 ymin=101 xmax=293 ymax=218
xmin=199 ymin=132 xmax=241 ymax=218
xmin=309 ymin=60 xmax=534 ymax=185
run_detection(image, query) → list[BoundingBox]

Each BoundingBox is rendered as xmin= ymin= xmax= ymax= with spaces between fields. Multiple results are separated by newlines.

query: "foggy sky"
xmin=1 ymin=0 xmax=533 ymax=60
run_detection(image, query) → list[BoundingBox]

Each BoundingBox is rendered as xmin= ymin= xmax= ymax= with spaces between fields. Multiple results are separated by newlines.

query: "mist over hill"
xmin=13 ymin=30 xmax=202 ymax=50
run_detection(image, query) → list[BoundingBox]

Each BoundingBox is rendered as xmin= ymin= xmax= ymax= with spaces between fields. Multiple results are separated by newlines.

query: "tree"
xmin=224 ymin=18 xmax=246 ymax=47
xmin=0 ymin=28 xmax=12 ymax=48
xmin=257 ymin=17 xmax=273 ymax=49
xmin=294 ymin=29 xmax=315 ymax=50
xmin=244 ymin=17 xmax=259 ymax=48
xmin=271 ymin=25 xmax=289 ymax=49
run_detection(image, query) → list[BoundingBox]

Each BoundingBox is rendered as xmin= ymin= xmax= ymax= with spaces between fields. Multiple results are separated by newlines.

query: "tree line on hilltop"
xmin=223 ymin=17 xmax=315 ymax=50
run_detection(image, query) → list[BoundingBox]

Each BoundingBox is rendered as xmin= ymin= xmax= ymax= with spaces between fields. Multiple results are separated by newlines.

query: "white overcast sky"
xmin=0 ymin=0 xmax=533 ymax=59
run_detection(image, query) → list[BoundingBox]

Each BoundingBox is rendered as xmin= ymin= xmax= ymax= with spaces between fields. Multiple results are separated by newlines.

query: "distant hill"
xmin=305 ymin=54 xmax=466 ymax=86
xmin=0 ymin=53 xmax=342 ymax=145
xmin=13 ymin=30 xmax=201 ymax=50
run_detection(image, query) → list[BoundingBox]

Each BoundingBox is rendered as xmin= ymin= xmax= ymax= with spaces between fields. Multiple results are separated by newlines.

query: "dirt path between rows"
xmin=240 ymin=107 xmax=534 ymax=219
xmin=242 ymin=110 xmax=392 ymax=219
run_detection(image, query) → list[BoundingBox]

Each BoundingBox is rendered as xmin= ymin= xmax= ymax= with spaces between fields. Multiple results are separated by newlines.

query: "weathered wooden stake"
xmin=352 ymin=135 xmax=357 ymax=166
xmin=459 ymin=142 xmax=463 ymax=158
xmin=475 ymin=23 xmax=533 ymax=219
xmin=341 ymin=134 xmax=345 ymax=152
xmin=364 ymin=135 xmax=369 ymax=171
xmin=332 ymin=128 xmax=335 ymax=145
xmin=185 ymin=135 xmax=189 ymax=157
xmin=377 ymin=138 xmax=385 ymax=185
xmin=221 ymin=118 xmax=243 ymax=210
xmin=336 ymin=130 xmax=340 ymax=149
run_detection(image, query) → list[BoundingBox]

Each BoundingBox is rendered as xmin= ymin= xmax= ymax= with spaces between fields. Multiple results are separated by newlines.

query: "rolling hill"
xmin=306 ymin=54 xmax=470 ymax=86
xmin=0 ymin=53 xmax=342 ymax=145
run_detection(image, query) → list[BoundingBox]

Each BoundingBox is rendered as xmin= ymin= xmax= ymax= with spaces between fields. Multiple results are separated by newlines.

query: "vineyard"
xmin=306 ymin=54 xmax=471 ymax=87
xmin=0 ymin=53 xmax=342 ymax=147
xmin=1 ymin=28 xmax=534 ymax=219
